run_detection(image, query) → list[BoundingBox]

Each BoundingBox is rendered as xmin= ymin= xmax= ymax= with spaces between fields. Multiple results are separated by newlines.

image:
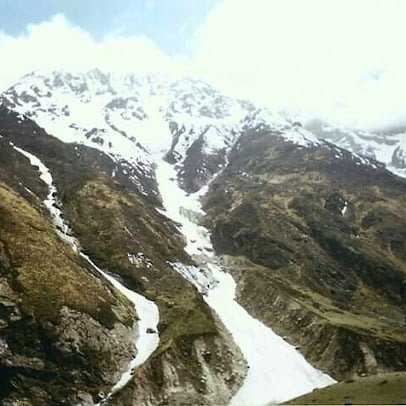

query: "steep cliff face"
xmin=0 ymin=106 xmax=245 ymax=404
xmin=203 ymin=127 xmax=406 ymax=380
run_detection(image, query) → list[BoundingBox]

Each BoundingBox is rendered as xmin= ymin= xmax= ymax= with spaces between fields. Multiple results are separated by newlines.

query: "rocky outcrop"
xmin=176 ymin=132 xmax=229 ymax=193
xmin=112 ymin=316 xmax=246 ymax=405
xmin=392 ymin=145 xmax=406 ymax=170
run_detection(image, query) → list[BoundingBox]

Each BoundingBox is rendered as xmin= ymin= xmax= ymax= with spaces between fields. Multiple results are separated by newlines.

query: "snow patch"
xmin=11 ymin=143 xmax=79 ymax=250
xmin=341 ymin=201 xmax=348 ymax=216
xmin=128 ymin=252 xmax=153 ymax=269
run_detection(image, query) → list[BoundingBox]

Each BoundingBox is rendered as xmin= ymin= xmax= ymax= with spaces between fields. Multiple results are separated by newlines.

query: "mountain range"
xmin=0 ymin=70 xmax=405 ymax=405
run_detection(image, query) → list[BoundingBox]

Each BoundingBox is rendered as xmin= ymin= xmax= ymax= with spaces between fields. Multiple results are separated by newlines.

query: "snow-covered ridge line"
xmin=155 ymin=159 xmax=335 ymax=405
xmin=2 ymin=70 xmax=330 ymax=200
xmin=306 ymin=121 xmax=406 ymax=179
xmin=6 ymin=69 xmax=405 ymax=185
xmin=11 ymin=143 xmax=159 ymax=404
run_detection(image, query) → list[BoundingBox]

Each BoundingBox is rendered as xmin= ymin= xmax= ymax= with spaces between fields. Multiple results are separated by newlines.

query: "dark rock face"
xmin=203 ymin=128 xmax=406 ymax=379
xmin=392 ymin=146 xmax=406 ymax=169
xmin=177 ymin=134 xmax=227 ymax=193
xmin=163 ymin=113 xmax=237 ymax=194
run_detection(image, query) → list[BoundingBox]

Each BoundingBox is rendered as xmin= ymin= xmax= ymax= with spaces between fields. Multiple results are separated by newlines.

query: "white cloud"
xmin=194 ymin=0 xmax=406 ymax=129
xmin=0 ymin=14 xmax=188 ymax=92
xmin=1 ymin=3 xmax=406 ymax=130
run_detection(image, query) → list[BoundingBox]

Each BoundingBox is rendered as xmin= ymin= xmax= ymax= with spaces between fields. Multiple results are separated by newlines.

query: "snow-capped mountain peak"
xmin=15 ymin=69 xmax=402 ymax=198
xmin=4 ymin=69 xmax=405 ymax=196
xmin=1 ymin=70 xmax=304 ymax=194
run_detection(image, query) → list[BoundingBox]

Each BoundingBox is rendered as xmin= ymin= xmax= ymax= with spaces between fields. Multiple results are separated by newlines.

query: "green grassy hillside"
xmin=286 ymin=372 xmax=406 ymax=405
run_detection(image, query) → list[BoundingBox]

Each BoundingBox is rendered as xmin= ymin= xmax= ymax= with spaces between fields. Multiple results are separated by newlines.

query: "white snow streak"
xmin=11 ymin=143 xmax=79 ymax=249
xmin=80 ymin=253 xmax=159 ymax=404
xmin=155 ymin=159 xmax=335 ymax=405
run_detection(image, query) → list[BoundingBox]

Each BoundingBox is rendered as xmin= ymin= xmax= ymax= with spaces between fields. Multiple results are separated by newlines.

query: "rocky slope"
xmin=202 ymin=121 xmax=406 ymax=382
xmin=0 ymin=110 xmax=137 ymax=404
xmin=0 ymin=106 xmax=245 ymax=405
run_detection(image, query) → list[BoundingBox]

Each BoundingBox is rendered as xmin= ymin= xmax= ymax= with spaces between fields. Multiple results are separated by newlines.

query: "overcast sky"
xmin=1 ymin=0 xmax=406 ymax=130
